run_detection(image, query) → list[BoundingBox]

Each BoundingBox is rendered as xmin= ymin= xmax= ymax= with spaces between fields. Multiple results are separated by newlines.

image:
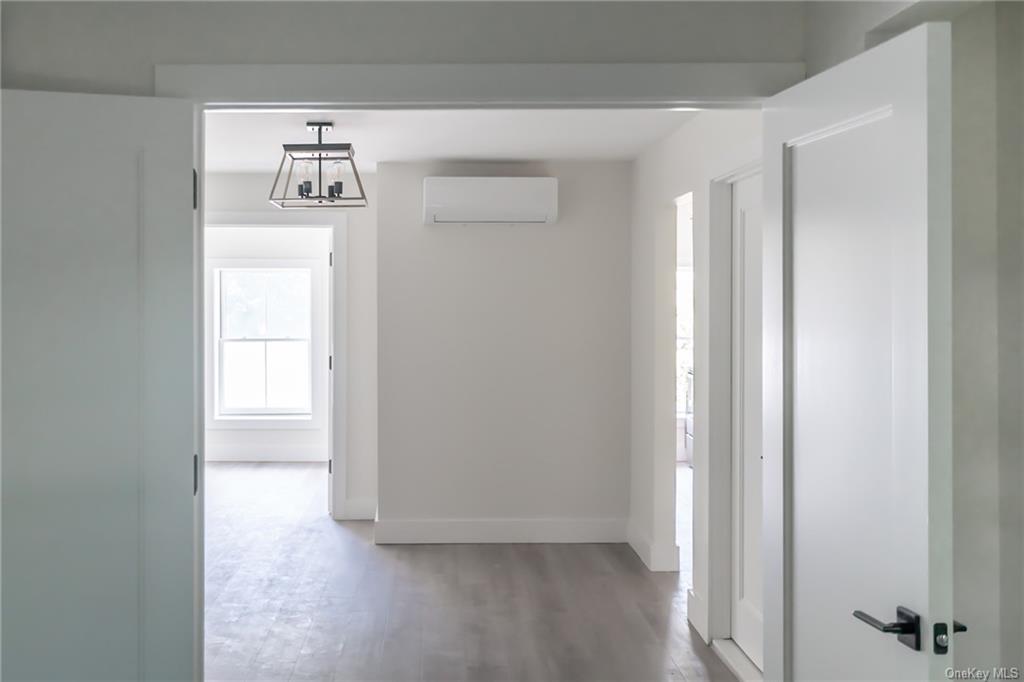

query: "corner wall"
xmin=628 ymin=112 xmax=761 ymax=638
xmin=375 ymin=161 xmax=630 ymax=543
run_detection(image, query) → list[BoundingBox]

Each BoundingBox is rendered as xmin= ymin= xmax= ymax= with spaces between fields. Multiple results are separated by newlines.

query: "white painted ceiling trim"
xmin=155 ymin=63 xmax=805 ymax=109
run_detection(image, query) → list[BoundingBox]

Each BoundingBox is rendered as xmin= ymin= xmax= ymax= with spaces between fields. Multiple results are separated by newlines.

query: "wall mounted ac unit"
xmin=423 ymin=177 xmax=558 ymax=224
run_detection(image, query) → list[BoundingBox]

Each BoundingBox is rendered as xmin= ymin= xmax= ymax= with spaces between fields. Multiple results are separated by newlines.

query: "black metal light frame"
xmin=269 ymin=121 xmax=369 ymax=209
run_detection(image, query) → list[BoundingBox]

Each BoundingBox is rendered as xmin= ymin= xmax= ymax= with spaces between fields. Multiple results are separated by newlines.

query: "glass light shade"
xmin=328 ymin=161 xmax=344 ymax=184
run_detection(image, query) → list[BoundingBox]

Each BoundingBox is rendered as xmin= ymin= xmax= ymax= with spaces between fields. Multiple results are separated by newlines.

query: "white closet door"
xmin=731 ymin=171 xmax=763 ymax=671
xmin=2 ymin=89 xmax=196 ymax=681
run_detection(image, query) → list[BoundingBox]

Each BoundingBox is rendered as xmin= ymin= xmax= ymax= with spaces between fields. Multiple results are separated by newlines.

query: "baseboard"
xmin=373 ymin=517 xmax=627 ymax=544
xmin=711 ymin=639 xmax=762 ymax=682
xmin=333 ymin=497 xmax=377 ymax=521
xmin=627 ymin=525 xmax=680 ymax=572
xmin=206 ymin=444 xmax=327 ymax=462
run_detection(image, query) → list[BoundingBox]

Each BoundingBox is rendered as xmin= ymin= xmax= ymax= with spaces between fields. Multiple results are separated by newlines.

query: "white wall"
xmin=205 ymin=226 xmax=331 ymax=463
xmin=374 ymin=161 xmax=630 ymax=543
xmin=951 ymin=4 xmax=1001 ymax=666
xmin=952 ymin=2 xmax=1024 ymax=667
xmin=205 ymin=172 xmax=378 ymax=519
xmin=628 ymin=113 xmax=762 ymax=638
xmin=802 ymin=1 xmax=913 ymax=75
xmin=1007 ymin=5 xmax=1024 ymax=663
xmin=0 ymin=2 xmax=804 ymax=96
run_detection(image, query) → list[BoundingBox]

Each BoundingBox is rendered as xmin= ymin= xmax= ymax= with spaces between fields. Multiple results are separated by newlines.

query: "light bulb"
xmin=328 ymin=161 xmax=344 ymax=184
xmin=297 ymin=161 xmax=313 ymax=184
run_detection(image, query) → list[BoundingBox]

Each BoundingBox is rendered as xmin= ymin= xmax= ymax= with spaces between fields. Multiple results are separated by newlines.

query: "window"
xmin=216 ymin=267 xmax=313 ymax=416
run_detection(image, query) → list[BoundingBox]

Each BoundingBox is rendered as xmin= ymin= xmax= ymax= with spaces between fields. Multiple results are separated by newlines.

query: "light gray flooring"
xmin=205 ymin=462 xmax=735 ymax=682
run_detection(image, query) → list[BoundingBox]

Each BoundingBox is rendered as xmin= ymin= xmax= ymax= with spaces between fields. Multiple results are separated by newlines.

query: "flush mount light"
xmin=269 ymin=121 xmax=368 ymax=209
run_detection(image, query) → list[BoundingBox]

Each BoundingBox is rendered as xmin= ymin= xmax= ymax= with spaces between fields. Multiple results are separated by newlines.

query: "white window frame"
xmin=215 ymin=265 xmax=314 ymax=417
xmin=207 ymin=254 xmax=327 ymax=428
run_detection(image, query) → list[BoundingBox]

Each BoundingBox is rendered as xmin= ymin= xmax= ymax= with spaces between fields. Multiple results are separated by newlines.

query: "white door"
xmin=731 ymin=171 xmax=764 ymax=671
xmin=2 ymin=90 xmax=197 ymax=680
xmin=762 ymin=23 xmax=953 ymax=680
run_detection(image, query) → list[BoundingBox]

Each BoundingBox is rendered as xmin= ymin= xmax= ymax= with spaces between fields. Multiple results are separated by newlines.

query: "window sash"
xmin=215 ymin=265 xmax=315 ymax=418
xmin=218 ymin=338 xmax=312 ymax=416
xmin=218 ymin=267 xmax=312 ymax=341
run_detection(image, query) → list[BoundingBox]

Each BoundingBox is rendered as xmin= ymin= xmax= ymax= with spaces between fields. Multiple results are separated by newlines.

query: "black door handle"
xmin=852 ymin=606 xmax=921 ymax=651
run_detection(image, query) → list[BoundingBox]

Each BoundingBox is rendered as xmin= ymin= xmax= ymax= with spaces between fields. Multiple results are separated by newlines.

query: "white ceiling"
xmin=205 ymin=109 xmax=695 ymax=173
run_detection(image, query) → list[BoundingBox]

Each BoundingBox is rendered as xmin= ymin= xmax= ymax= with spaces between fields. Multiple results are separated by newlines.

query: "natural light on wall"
xmin=217 ymin=268 xmax=313 ymax=416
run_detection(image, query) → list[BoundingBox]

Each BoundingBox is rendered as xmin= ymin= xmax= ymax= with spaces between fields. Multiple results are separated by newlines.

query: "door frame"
xmin=697 ymin=161 xmax=764 ymax=676
xmin=158 ymin=62 xmax=803 ymax=680
xmin=201 ymin=222 xmax=339 ymax=464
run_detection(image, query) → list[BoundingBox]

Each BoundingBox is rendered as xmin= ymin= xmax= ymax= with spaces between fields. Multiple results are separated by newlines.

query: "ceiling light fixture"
xmin=269 ymin=120 xmax=368 ymax=209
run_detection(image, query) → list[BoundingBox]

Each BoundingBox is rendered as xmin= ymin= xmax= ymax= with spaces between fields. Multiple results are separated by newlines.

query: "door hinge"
xmin=193 ymin=169 xmax=198 ymax=210
xmin=329 ymin=251 xmax=333 ymax=267
xmin=329 ymin=354 xmax=333 ymax=371
xmin=193 ymin=453 xmax=199 ymax=495
xmin=328 ymin=460 xmax=333 ymax=474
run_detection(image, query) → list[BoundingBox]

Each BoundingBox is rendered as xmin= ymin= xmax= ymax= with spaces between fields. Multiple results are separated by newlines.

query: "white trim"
xmin=627 ymin=525 xmax=680 ymax=572
xmin=684 ymin=160 xmax=761 ymax=646
xmin=687 ymin=588 xmax=709 ymax=641
xmin=696 ymin=162 xmax=763 ymax=650
xmin=211 ymin=261 xmax=318 ymax=420
xmin=374 ymin=517 xmax=628 ymax=544
xmin=335 ymin=497 xmax=377 ymax=521
xmin=712 ymin=639 xmax=763 ymax=682
xmin=205 ymin=253 xmax=327 ymax=432
xmin=204 ymin=444 xmax=327 ymax=463
xmin=155 ymin=63 xmax=804 ymax=109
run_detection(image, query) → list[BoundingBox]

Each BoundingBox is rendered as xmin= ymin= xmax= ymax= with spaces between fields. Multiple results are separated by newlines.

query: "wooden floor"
xmin=205 ymin=462 xmax=735 ymax=682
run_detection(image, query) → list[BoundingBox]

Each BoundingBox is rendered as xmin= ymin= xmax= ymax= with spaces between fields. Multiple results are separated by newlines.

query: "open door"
xmin=2 ymin=89 xmax=197 ymax=680
xmin=762 ymin=23 xmax=953 ymax=680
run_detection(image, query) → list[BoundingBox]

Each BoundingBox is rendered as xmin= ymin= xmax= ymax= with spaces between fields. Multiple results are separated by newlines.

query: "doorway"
xmin=202 ymin=219 xmax=335 ymax=676
xmin=675 ymin=192 xmax=695 ymax=586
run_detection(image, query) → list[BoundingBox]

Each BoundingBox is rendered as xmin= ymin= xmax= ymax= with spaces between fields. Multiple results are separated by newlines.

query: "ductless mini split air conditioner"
xmin=423 ymin=176 xmax=558 ymax=225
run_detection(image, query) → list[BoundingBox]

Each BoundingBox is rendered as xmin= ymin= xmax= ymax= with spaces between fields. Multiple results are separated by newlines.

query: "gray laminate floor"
xmin=205 ymin=462 xmax=735 ymax=682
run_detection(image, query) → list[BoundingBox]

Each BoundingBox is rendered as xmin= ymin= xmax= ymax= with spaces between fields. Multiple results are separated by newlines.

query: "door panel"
xmin=2 ymin=89 xmax=196 ymax=680
xmin=762 ymin=24 xmax=952 ymax=680
xmin=731 ymin=172 xmax=764 ymax=671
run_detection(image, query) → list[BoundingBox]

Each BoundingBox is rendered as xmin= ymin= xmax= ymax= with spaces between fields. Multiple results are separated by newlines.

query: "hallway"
xmin=204 ymin=463 xmax=734 ymax=682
